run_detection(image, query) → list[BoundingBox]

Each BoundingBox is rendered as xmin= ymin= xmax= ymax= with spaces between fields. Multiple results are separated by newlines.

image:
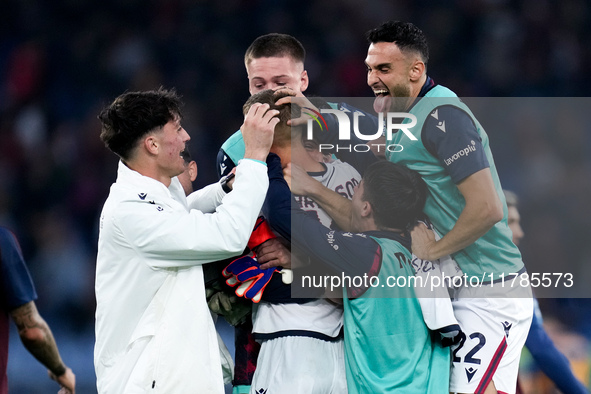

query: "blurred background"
xmin=1 ymin=0 xmax=590 ymax=392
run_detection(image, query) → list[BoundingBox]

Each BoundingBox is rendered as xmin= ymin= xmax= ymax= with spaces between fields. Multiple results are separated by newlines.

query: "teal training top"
xmin=385 ymin=85 xmax=523 ymax=279
xmin=343 ymin=236 xmax=450 ymax=394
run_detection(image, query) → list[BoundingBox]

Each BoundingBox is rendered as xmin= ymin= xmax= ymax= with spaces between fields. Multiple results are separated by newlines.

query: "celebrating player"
xmin=265 ymin=157 xmax=451 ymax=393
xmin=94 ymin=88 xmax=275 ymax=393
xmin=366 ymin=21 xmax=532 ymax=394
xmin=236 ymin=89 xmax=363 ymax=393
xmin=215 ymin=33 xmax=376 ymax=393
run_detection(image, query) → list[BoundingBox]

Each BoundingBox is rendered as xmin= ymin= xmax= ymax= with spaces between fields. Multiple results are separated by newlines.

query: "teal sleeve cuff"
xmin=241 ymin=158 xmax=267 ymax=166
xmin=232 ymin=385 xmax=251 ymax=394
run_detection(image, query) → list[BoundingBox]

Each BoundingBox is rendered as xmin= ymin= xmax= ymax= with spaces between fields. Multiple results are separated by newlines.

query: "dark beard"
xmin=388 ymin=84 xmax=412 ymax=112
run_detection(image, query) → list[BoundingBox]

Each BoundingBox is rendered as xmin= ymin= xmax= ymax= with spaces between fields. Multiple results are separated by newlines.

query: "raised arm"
xmin=118 ymin=103 xmax=278 ymax=267
xmin=287 ymin=163 xmax=354 ymax=231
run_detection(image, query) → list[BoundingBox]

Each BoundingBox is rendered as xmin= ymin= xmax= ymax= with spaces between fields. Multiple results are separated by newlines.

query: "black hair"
xmin=362 ymin=161 xmax=427 ymax=230
xmin=245 ymin=33 xmax=306 ymax=65
xmin=366 ymin=21 xmax=429 ymax=64
xmin=98 ymin=88 xmax=183 ymax=161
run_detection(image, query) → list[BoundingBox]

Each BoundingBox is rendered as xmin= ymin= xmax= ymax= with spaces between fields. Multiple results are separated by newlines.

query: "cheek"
xmin=164 ymin=139 xmax=182 ymax=159
xmin=384 ymin=76 xmax=399 ymax=89
xmin=286 ymin=78 xmax=301 ymax=91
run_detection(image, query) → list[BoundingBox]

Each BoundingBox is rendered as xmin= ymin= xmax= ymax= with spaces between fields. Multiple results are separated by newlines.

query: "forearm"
xmin=290 ymin=199 xmax=376 ymax=279
xmin=306 ymin=181 xmax=353 ymax=231
xmin=417 ymin=169 xmax=503 ymax=261
xmin=12 ymin=302 xmax=66 ymax=376
xmin=263 ymin=153 xmax=292 ymax=240
xmin=526 ymin=315 xmax=588 ymax=394
xmin=427 ymin=201 xmax=500 ymax=260
xmin=187 ymin=182 xmax=226 ymax=213
xmin=121 ymin=160 xmax=269 ymax=265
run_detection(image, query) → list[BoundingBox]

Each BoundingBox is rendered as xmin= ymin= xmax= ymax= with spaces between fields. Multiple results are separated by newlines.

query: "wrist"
xmin=426 ymin=241 xmax=444 ymax=261
xmin=243 ymin=150 xmax=268 ymax=163
xmin=220 ymin=172 xmax=235 ymax=193
xmin=52 ymin=363 xmax=67 ymax=377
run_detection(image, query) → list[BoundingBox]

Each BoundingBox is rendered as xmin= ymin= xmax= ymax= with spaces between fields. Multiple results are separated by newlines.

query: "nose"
xmin=182 ymin=128 xmax=190 ymax=142
xmin=367 ymin=69 xmax=379 ymax=87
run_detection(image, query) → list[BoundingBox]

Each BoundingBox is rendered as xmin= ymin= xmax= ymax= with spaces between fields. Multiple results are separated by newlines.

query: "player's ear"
xmin=188 ymin=161 xmax=198 ymax=182
xmin=360 ymin=200 xmax=372 ymax=219
xmin=144 ymin=134 xmax=159 ymax=155
xmin=300 ymin=70 xmax=309 ymax=92
xmin=409 ymin=59 xmax=425 ymax=83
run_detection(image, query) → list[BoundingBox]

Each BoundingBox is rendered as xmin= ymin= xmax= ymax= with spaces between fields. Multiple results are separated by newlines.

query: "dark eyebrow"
xmin=365 ymin=62 xmax=391 ymax=69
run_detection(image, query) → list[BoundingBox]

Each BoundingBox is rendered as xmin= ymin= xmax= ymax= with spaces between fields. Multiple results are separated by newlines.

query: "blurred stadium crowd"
xmin=1 ymin=0 xmax=591 ymax=392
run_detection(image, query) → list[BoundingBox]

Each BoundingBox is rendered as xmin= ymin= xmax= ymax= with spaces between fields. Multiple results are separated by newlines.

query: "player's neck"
xmin=410 ymin=74 xmax=428 ymax=100
xmin=354 ymin=220 xmax=378 ymax=233
xmin=124 ymin=156 xmax=172 ymax=187
xmin=270 ymin=143 xmax=291 ymax=168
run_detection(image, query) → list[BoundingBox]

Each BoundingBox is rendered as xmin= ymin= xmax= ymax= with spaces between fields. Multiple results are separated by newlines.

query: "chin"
xmin=170 ymin=168 xmax=184 ymax=178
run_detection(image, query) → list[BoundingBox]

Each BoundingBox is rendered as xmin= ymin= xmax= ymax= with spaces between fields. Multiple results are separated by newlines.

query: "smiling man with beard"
xmin=364 ymin=21 xmax=532 ymax=394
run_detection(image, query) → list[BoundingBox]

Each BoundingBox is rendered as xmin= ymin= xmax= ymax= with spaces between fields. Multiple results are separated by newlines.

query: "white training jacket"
xmin=95 ymin=159 xmax=268 ymax=393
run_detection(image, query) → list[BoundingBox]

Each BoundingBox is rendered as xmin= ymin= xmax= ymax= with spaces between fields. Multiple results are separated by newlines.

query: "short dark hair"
xmin=242 ymin=89 xmax=304 ymax=144
xmin=242 ymin=89 xmax=301 ymax=125
xmin=362 ymin=161 xmax=427 ymax=230
xmin=98 ymin=88 xmax=183 ymax=160
xmin=366 ymin=21 xmax=429 ymax=64
xmin=244 ymin=33 xmax=306 ymax=65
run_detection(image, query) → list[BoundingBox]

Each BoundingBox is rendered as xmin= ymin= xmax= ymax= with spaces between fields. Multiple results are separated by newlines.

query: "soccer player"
xmin=177 ymin=149 xmax=237 ymax=385
xmin=0 ymin=227 xmax=76 ymax=394
xmin=505 ymin=190 xmax=587 ymax=394
xmin=94 ymin=88 xmax=276 ymax=393
xmin=265 ymin=157 xmax=450 ymax=393
xmin=236 ymin=89 xmax=360 ymax=394
xmin=217 ymin=33 xmax=309 ymax=178
xmin=215 ymin=34 xmax=310 ymax=393
xmin=216 ymin=33 xmax=377 ymax=393
xmin=177 ymin=148 xmax=198 ymax=196
xmin=364 ymin=21 xmax=533 ymax=394
xmin=217 ymin=33 xmax=377 ymax=179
